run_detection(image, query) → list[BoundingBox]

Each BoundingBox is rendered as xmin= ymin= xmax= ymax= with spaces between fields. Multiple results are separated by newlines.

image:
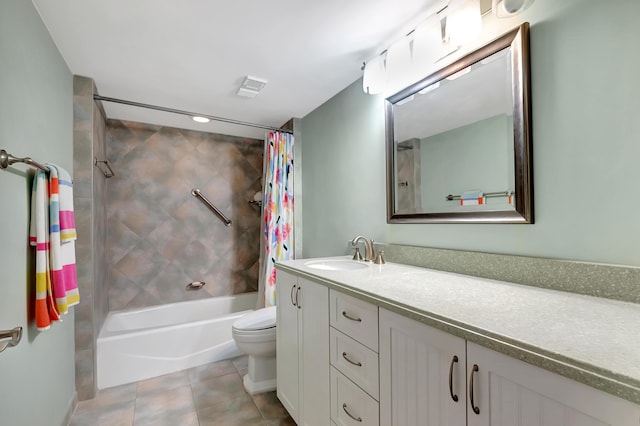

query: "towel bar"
xmin=94 ymin=157 xmax=115 ymax=178
xmin=0 ymin=149 xmax=48 ymax=172
xmin=0 ymin=326 xmax=22 ymax=353
xmin=446 ymin=190 xmax=513 ymax=201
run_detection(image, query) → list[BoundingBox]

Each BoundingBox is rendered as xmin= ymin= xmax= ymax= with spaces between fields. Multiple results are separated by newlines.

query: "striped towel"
xmin=29 ymin=169 xmax=59 ymax=330
xmin=460 ymin=191 xmax=485 ymax=206
xmin=29 ymin=165 xmax=79 ymax=330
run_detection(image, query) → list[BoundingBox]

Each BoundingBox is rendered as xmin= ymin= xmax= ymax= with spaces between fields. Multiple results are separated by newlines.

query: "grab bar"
xmin=191 ymin=188 xmax=232 ymax=226
xmin=0 ymin=326 xmax=22 ymax=353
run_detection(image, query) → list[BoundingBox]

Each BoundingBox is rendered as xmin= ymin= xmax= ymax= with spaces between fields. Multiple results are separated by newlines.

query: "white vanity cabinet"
xmin=467 ymin=341 xmax=640 ymax=426
xmin=329 ymin=290 xmax=380 ymax=426
xmin=380 ymin=308 xmax=640 ymax=426
xmin=276 ymin=270 xmax=330 ymax=426
xmin=379 ymin=308 xmax=467 ymax=426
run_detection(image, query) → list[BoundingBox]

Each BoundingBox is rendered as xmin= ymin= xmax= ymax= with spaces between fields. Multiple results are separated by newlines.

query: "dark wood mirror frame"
xmin=386 ymin=23 xmax=533 ymax=224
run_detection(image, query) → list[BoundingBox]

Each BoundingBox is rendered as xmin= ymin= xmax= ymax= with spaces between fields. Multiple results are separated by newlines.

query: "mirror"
xmin=386 ymin=23 xmax=532 ymax=223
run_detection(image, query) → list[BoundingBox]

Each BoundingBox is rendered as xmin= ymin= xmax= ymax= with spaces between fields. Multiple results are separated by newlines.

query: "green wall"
xmin=300 ymin=0 xmax=640 ymax=267
xmin=300 ymin=81 xmax=387 ymax=258
xmin=0 ymin=1 xmax=75 ymax=425
xmin=420 ymin=114 xmax=513 ymax=212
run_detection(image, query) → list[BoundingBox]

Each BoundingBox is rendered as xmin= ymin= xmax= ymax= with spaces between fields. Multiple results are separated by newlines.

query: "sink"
xmin=304 ymin=259 xmax=369 ymax=271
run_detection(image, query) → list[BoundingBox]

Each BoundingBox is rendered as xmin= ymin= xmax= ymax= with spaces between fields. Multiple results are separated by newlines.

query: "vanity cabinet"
xmin=329 ymin=290 xmax=380 ymax=426
xmin=276 ymin=270 xmax=330 ymax=426
xmin=379 ymin=308 xmax=466 ymax=426
xmin=380 ymin=308 xmax=640 ymax=426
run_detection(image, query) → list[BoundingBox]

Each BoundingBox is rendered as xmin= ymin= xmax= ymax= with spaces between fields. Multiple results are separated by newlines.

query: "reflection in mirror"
xmin=386 ymin=23 xmax=532 ymax=223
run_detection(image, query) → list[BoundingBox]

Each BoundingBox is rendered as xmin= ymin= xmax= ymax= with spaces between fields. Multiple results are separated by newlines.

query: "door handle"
xmin=469 ymin=364 xmax=480 ymax=414
xmin=341 ymin=311 xmax=362 ymax=322
xmin=448 ymin=355 xmax=459 ymax=402
xmin=290 ymin=284 xmax=297 ymax=307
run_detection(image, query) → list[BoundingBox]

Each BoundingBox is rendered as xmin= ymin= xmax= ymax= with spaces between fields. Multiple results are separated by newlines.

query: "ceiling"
xmin=33 ymin=0 xmax=446 ymax=139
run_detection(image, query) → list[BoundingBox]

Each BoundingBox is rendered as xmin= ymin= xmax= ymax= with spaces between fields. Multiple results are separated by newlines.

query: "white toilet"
xmin=231 ymin=306 xmax=277 ymax=395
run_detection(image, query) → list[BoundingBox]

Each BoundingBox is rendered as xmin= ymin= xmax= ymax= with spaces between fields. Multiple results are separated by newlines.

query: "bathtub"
xmin=97 ymin=292 xmax=257 ymax=389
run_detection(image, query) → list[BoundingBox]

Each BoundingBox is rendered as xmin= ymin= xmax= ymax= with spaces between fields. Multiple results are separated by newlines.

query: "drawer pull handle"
xmin=341 ymin=311 xmax=362 ymax=322
xmin=290 ymin=284 xmax=297 ymax=307
xmin=342 ymin=352 xmax=362 ymax=367
xmin=470 ymin=364 xmax=480 ymax=415
xmin=448 ymin=355 xmax=459 ymax=402
xmin=342 ymin=403 xmax=362 ymax=422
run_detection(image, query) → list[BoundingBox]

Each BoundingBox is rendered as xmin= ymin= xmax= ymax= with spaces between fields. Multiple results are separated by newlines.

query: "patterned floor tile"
xmin=136 ymin=370 xmax=190 ymax=396
xmin=68 ymin=360 xmax=295 ymax=426
xmin=188 ymin=359 xmax=238 ymax=383
xmin=196 ymin=395 xmax=263 ymax=426
xmin=252 ymin=391 xmax=290 ymax=420
xmin=191 ymin=372 xmax=247 ymax=412
xmin=69 ymin=401 xmax=135 ymax=426
xmin=133 ymin=383 xmax=196 ymax=425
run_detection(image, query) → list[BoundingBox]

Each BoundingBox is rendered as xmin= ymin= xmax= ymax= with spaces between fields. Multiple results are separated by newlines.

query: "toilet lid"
xmin=233 ymin=306 xmax=277 ymax=331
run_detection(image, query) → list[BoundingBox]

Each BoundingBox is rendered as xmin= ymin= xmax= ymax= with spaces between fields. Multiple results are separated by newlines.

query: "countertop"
xmin=276 ymin=256 xmax=640 ymax=405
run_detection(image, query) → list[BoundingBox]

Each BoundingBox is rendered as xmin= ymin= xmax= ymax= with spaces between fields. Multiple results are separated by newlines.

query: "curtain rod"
xmin=93 ymin=95 xmax=293 ymax=134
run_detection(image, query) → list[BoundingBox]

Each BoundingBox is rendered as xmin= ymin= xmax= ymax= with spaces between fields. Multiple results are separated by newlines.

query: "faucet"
xmin=351 ymin=235 xmax=374 ymax=262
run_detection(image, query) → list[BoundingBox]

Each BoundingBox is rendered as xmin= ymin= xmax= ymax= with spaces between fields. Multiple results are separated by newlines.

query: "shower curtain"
xmin=257 ymin=131 xmax=294 ymax=308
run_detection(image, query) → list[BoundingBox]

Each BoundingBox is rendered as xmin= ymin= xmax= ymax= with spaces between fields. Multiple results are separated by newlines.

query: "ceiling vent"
xmin=237 ymin=75 xmax=268 ymax=98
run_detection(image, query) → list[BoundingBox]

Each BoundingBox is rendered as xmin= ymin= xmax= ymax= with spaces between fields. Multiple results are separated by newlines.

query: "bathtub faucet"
xmin=351 ymin=235 xmax=374 ymax=262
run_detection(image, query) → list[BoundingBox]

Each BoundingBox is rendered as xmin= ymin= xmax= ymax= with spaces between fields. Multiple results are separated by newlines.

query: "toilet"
xmin=231 ymin=305 xmax=277 ymax=395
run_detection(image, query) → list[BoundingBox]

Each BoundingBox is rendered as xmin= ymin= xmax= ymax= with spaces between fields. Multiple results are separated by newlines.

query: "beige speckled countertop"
xmin=276 ymin=256 xmax=640 ymax=405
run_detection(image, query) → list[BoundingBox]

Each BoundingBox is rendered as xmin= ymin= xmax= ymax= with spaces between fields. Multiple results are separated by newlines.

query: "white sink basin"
xmin=304 ymin=259 xmax=369 ymax=271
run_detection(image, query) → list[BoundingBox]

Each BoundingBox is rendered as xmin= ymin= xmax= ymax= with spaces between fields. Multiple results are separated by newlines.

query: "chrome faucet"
xmin=351 ymin=235 xmax=374 ymax=262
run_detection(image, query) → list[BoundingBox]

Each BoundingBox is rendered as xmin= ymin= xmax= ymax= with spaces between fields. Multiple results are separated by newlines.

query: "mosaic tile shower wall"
xmin=106 ymin=120 xmax=263 ymax=311
xmin=396 ymin=138 xmax=422 ymax=213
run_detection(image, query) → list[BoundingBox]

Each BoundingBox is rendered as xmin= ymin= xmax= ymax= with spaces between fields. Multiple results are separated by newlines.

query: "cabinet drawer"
xmin=330 ymin=367 xmax=379 ymax=426
xmin=330 ymin=290 xmax=378 ymax=351
xmin=330 ymin=327 xmax=379 ymax=400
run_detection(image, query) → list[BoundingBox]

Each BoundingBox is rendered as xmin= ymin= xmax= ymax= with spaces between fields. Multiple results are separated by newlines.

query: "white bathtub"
xmin=97 ymin=292 xmax=257 ymax=389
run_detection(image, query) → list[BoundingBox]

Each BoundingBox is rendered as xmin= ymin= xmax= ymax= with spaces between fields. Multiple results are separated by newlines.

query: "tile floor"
xmin=69 ymin=356 xmax=295 ymax=426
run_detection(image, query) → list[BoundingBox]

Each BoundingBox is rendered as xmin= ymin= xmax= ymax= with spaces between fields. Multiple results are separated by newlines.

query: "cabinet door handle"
xmin=341 ymin=311 xmax=362 ymax=322
xmin=469 ymin=364 xmax=480 ymax=415
xmin=342 ymin=352 xmax=362 ymax=367
xmin=295 ymin=286 xmax=301 ymax=309
xmin=448 ymin=355 xmax=459 ymax=402
xmin=342 ymin=403 xmax=362 ymax=422
xmin=290 ymin=284 xmax=297 ymax=307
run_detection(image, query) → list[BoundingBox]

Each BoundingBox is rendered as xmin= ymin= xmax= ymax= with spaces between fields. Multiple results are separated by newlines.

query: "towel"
xmin=460 ymin=191 xmax=485 ymax=206
xmin=47 ymin=164 xmax=79 ymax=315
xmin=29 ymin=165 xmax=79 ymax=330
xmin=29 ymin=169 xmax=59 ymax=330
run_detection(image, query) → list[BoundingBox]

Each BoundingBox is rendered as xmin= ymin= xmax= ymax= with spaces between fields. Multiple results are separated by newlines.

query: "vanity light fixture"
xmin=362 ymin=54 xmax=387 ymax=95
xmin=445 ymin=0 xmax=482 ymax=46
xmin=192 ymin=116 xmax=210 ymax=123
xmin=385 ymin=37 xmax=414 ymax=95
xmin=361 ymin=0 xmax=486 ymax=96
xmin=412 ymin=14 xmax=453 ymax=81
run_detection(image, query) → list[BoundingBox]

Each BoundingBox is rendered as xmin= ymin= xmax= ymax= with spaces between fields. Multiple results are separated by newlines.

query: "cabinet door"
xmin=276 ymin=270 xmax=300 ymax=423
xmin=299 ymin=277 xmax=330 ymax=426
xmin=467 ymin=342 xmax=640 ymax=426
xmin=379 ymin=309 xmax=466 ymax=426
